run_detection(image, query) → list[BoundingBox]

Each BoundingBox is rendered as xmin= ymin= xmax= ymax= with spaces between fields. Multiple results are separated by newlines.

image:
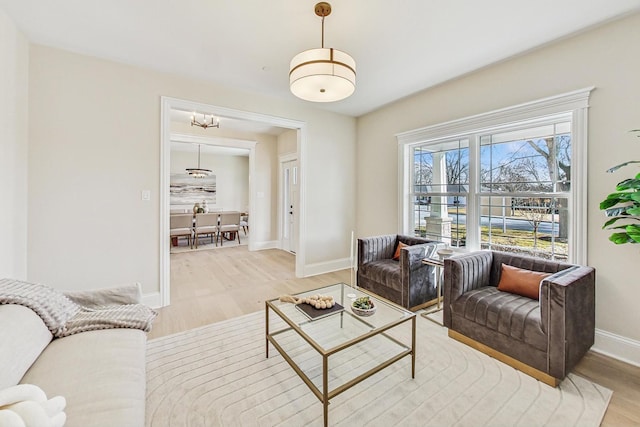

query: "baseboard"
xmin=303 ymin=257 xmax=351 ymax=277
xmin=251 ymin=240 xmax=279 ymax=250
xmin=592 ymin=328 xmax=640 ymax=368
xmin=142 ymin=292 xmax=162 ymax=309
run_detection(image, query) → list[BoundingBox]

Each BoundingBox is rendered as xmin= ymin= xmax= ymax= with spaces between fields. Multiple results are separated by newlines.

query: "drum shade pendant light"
xmin=186 ymin=144 xmax=212 ymax=178
xmin=289 ymin=2 xmax=356 ymax=103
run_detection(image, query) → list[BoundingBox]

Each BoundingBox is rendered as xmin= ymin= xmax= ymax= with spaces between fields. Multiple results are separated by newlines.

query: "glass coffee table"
xmin=265 ymin=283 xmax=416 ymax=427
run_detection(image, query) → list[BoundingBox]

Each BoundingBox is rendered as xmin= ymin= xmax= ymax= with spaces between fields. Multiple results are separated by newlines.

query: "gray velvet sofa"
xmin=357 ymin=234 xmax=443 ymax=310
xmin=443 ymin=250 xmax=595 ymax=386
xmin=0 ymin=283 xmax=151 ymax=426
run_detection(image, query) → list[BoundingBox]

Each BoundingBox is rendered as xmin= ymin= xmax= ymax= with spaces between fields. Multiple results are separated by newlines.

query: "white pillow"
xmin=0 ymin=384 xmax=65 ymax=427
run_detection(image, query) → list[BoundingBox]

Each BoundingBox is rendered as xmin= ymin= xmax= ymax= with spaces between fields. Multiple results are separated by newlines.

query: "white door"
xmin=282 ymin=159 xmax=298 ymax=253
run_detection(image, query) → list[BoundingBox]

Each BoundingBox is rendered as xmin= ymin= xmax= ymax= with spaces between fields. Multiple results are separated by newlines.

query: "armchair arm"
xmin=400 ymin=242 xmax=443 ymax=271
xmin=540 ymin=265 xmax=595 ymax=378
xmin=399 ymin=242 xmax=444 ymax=308
xmin=63 ymin=283 xmax=143 ymax=308
xmin=443 ymin=251 xmax=493 ymax=327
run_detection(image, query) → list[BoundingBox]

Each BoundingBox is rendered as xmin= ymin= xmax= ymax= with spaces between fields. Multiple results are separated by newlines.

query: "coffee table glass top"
xmin=266 ymin=282 xmax=413 ymax=351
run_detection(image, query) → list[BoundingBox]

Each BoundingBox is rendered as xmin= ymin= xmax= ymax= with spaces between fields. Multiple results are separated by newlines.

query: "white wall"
xmin=170 ymin=150 xmax=249 ymax=212
xmin=356 ymin=13 xmax=640 ymax=361
xmin=278 ymin=129 xmax=297 ymax=155
xmin=26 ymin=44 xmax=356 ymax=293
xmin=0 ymin=10 xmax=28 ymax=279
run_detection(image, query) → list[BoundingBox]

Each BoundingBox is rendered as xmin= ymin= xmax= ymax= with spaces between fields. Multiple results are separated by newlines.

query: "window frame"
xmin=396 ymin=88 xmax=593 ymax=264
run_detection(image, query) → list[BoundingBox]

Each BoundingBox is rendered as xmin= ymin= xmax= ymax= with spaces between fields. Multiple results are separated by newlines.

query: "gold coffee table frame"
xmin=265 ymin=283 xmax=416 ymax=427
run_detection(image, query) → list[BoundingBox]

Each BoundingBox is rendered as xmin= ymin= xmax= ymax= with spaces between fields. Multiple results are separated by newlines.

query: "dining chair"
xmin=218 ymin=212 xmax=241 ymax=246
xmin=240 ymin=212 xmax=249 ymax=235
xmin=169 ymin=214 xmax=194 ymax=249
xmin=194 ymin=213 xmax=219 ymax=248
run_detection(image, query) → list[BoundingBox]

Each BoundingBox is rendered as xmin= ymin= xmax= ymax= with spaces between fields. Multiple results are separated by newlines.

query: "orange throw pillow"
xmin=497 ymin=264 xmax=551 ymax=300
xmin=393 ymin=242 xmax=407 ymax=260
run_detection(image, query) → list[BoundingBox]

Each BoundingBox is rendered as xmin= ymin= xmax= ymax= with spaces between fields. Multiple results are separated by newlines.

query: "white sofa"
xmin=0 ymin=283 xmax=150 ymax=427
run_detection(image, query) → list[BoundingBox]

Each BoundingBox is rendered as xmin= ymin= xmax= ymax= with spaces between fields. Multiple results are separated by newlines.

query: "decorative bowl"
xmin=437 ymin=248 xmax=454 ymax=259
xmin=351 ymin=299 xmax=376 ymax=317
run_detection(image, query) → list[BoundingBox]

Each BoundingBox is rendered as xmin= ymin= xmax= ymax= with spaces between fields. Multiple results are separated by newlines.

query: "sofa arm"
xmin=443 ymin=251 xmax=493 ymax=327
xmin=540 ymin=265 xmax=595 ymax=378
xmin=63 ymin=283 xmax=143 ymax=308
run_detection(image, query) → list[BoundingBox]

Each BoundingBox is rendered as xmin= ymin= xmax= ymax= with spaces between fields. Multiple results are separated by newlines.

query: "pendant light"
xmin=190 ymin=113 xmax=220 ymax=129
xmin=289 ymin=2 xmax=356 ymax=103
xmin=186 ymin=144 xmax=212 ymax=178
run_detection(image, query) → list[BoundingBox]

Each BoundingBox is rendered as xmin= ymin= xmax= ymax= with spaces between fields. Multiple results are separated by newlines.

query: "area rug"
xmin=146 ymin=311 xmax=611 ymax=426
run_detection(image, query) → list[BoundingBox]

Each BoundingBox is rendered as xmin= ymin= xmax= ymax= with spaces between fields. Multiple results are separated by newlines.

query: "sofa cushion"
xmin=452 ymin=286 xmax=547 ymax=351
xmin=497 ymin=264 xmax=550 ymax=300
xmin=358 ymin=259 xmax=402 ymax=292
xmin=0 ymin=305 xmax=53 ymax=389
xmin=20 ymin=329 xmax=146 ymax=427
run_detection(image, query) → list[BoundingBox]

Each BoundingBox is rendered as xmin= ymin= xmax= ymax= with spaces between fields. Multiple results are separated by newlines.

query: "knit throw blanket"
xmin=0 ymin=279 xmax=157 ymax=338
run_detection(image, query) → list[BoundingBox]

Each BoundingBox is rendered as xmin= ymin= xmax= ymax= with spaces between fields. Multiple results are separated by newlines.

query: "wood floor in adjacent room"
xmin=150 ymin=245 xmax=640 ymax=426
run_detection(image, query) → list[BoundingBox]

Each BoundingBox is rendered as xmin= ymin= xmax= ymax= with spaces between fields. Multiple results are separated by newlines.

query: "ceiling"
xmin=2 ymin=1 xmax=639 ymax=117
xmin=171 ymin=140 xmax=249 ymax=157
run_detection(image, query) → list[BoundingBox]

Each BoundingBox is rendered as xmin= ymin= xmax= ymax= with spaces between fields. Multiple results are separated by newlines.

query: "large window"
xmin=398 ymin=89 xmax=592 ymax=263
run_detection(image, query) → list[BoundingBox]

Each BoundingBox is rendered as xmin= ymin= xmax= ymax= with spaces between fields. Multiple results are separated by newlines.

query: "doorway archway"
xmin=160 ymin=97 xmax=306 ymax=307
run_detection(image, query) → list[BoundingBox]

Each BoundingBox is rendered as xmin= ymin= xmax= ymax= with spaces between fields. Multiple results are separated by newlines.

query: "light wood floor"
xmin=150 ymin=246 xmax=351 ymax=338
xmin=151 ymin=246 xmax=640 ymax=426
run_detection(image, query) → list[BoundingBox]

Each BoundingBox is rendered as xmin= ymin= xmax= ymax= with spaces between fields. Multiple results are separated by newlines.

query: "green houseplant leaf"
xmin=600 ymin=129 xmax=640 ymax=244
xmin=606 ymin=161 xmax=640 ymax=174
xmin=616 ymin=178 xmax=640 ymax=191
xmin=609 ymin=232 xmax=635 ymax=244
xmin=602 ymin=216 xmax=640 ymax=229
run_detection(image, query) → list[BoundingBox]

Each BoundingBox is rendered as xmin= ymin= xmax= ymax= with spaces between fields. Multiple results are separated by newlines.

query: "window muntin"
xmin=479 ymin=195 xmax=569 ymax=260
xmin=412 ymin=139 xmax=469 ymax=246
xmin=480 ymin=122 xmax=571 ymax=194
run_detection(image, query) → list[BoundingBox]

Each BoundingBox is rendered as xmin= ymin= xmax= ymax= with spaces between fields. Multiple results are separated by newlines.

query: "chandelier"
xmin=190 ymin=113 xmax=219 ymax=129
xmin=289 ymin=2 xmax=356 ymax=103
xmin=186 ymin=144 xmax=213 ymax=178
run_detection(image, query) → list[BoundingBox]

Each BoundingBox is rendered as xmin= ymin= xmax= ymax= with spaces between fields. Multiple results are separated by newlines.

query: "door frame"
xmin=160 ymin=96 xmax=307 ymax=307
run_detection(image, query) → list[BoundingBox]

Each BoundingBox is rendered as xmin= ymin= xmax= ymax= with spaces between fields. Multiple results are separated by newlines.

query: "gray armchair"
xmin=444 ymin=250 xmax=595 ymax=386
xmin=357 ymin=234 xmax=444 ymax=310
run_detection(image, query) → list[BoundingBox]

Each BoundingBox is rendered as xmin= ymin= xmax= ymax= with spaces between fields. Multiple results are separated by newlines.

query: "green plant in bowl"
xmin=352 ymin=296 xmax=376 ymax=316
xmin=353 ymin=296 xmax=373 ymax=309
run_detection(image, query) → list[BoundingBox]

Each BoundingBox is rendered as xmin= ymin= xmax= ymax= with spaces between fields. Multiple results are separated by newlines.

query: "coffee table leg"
xmin=323 ymin=355 xmax=329 ymax=427
xmin=265 ymin=302 xmax=270 ymax=358
xmin=411 ymin=315 xmax=416 ymax=378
